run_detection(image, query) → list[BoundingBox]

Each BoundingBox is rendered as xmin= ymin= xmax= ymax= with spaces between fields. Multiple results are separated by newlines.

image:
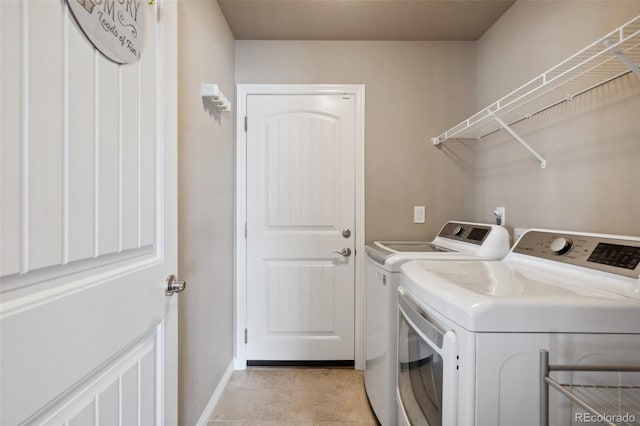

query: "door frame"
xmin=234 ymin=84 xmax=365 ymax=370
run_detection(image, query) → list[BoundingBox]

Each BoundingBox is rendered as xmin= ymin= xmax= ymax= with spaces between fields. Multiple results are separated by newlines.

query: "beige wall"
xmin=475 ymin=1 xmax=640 ymax=236
xmin=174 ymin=4 xmax=640 ymax=423
xmin=236 ymin=41 xmax=477 ymax=241
xmin=177 ymin=1 xmax=235 ymax=425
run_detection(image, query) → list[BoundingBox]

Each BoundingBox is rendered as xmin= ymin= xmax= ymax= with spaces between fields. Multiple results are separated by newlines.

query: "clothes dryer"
xmin=364 ymin=221 xmax=510 ymax=425
xmin=398 ymin=229 xmax=640 ymax=426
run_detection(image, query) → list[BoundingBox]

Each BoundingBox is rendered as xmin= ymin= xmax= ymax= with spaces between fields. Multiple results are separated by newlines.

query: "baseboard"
xmin=195 ymin=360 xmax=235 ymax=426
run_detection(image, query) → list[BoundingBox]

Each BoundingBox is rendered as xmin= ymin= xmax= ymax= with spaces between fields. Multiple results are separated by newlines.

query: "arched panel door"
xmin=246 ymin=94 xmax=356 ymax=362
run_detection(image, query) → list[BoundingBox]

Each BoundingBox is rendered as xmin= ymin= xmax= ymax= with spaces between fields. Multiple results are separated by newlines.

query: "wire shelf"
xmin=547 ymin=378 xmax=640 ymax=426
xmin=541 ymin=350 xmax=640 ymax=426
xmin=431 ymin=14 xmax=640 ymax=168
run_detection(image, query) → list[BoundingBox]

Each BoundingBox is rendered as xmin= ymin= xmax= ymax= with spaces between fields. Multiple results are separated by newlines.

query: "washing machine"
xmin=398 ymin=229 xmax=640 ymax=426
xmin=364 ymin=221 xmax=510 ymax=425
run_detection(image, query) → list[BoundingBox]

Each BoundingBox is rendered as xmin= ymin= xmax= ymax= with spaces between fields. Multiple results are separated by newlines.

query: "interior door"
xmin=0 ymin=0 xmax=178 ymax=424
xmin=246 ymin=93 xmax=356 ymax=361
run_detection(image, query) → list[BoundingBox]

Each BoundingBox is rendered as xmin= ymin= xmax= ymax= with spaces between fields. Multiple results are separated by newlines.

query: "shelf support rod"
xmin=603 ymin=39 xmax=640 ymax=77
xmin=540 ymin=350 xmax=549 ymax=426
xmin=490 ymin=112 xmax=546 ymax=168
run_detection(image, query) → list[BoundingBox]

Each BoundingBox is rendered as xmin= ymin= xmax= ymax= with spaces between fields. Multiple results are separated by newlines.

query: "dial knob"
xmin=550 ymin=237 xmax=573 ymax=255
xmin=452 ymin=225 xmax=464 ymax=236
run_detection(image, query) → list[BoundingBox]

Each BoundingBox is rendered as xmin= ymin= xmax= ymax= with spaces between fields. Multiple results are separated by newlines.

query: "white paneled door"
xmin=246 ymin=94 xmax=357 ymax=361
xmin=0 ymin=0 xmax=178 ymax=424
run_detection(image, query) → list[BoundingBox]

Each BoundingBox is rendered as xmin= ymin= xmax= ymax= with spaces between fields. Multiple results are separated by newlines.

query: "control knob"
xmin=550 ymin=237 xmax=573 ymax=255
xmin=452 ymin=225 xmax=464 ymax=236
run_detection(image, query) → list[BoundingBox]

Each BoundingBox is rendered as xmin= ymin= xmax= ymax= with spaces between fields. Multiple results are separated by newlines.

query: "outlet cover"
xmin=514 ymin=227 xmax=527 ymax=241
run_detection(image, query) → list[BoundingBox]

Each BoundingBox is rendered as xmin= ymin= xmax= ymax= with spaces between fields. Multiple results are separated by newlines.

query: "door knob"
xmin=165 ymin=274 xmax=186 ymax=296
xmin=332 ymin=248 xmax=352 ymax=257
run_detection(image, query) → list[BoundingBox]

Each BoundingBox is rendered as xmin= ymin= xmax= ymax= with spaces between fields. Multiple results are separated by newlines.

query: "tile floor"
xmin=208 ymin=368 xmax=378 ymax=426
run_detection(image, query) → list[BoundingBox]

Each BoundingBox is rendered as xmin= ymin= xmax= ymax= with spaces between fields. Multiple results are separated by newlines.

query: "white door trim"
xmin=234 ymin=84 xmax=365 ymax=370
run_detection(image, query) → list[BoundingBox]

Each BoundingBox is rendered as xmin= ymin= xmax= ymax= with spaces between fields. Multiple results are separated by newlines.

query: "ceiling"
xmin=217 ymin=0 xmax=515 ymax=41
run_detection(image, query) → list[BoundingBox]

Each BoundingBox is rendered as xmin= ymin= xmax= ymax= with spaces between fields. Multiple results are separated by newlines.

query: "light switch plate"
xmin=414 ymin=206 xmax=426 ymax=224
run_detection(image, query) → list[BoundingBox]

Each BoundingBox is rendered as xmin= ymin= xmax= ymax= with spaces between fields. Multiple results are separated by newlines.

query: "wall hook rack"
xmin=201 ymin=83 xmax=231 ymax=112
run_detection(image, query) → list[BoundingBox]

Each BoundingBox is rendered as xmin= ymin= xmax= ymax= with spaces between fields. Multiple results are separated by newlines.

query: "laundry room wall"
xmin=235 ymin=41 xmax=477 ymax=242
xmin=177 ymin=1 xmax=235 ymax=425
xmin=474 ymin=1 xmax=640 ymax=236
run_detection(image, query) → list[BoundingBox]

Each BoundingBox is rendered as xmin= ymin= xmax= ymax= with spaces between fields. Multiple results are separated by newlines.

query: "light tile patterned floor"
xmin=208 ymin=368 xmax=378 ymax=426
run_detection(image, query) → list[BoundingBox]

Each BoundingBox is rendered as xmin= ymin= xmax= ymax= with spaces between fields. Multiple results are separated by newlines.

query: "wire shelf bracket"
xmin=491 ymin=112 xmax=546 ymax=168
xmin=604 ymin=38 xmax=640 ymax=77
xmin=431 ymin=14 xmax=640 ymax=170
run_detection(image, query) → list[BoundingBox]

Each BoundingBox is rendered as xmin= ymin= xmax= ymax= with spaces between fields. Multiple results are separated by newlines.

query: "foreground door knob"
xmin=333 ymin=248 xmax=352 ymax=257
xmin=165 ymin=275 xmax=187 ymax=296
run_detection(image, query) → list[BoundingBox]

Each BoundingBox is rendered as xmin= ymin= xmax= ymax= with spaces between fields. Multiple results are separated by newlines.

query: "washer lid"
xmin=376 ymin=241 xmax=451 ymax=253
xmin=400 ymin=259 xmax=640 ymax=333
xmin=366 ymin=221 xmax=511 ymax=266
xmin=365 ymin=241 xmax=452 ymax=265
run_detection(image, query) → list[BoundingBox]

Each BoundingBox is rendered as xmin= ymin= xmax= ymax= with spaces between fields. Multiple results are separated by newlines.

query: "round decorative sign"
xmin=66 ymin=0 xmax=146 ymax=64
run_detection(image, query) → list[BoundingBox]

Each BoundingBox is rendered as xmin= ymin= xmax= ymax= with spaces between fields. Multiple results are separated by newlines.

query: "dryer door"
xmin=397 ymin=287 xmax=458 ymax=426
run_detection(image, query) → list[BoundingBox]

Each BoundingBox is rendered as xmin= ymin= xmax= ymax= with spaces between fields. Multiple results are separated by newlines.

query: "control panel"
xmin=438 ymin=222 xmax=491 ymax=246
xmin=513 ymin=231 xmax=640 ymax=278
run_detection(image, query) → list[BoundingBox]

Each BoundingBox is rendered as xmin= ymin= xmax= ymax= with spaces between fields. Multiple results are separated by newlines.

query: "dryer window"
xmin=398 ymin=312 xmax=443 ymax=425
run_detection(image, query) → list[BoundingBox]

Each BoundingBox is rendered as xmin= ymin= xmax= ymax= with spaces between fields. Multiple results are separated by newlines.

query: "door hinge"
xmin=244 ymin=222 xmax=247 ymax=238
xmin=244 ymin=116 xmax=248 ymax=132
xmin=244 ymin=328 xmax=248 ymax=344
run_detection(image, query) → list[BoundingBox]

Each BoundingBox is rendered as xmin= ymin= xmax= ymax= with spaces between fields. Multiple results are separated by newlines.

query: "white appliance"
xmin=397 ymin=229 xmax=640 ymax=426
xmin=364 ymin=221 xmax=510 ymax=425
